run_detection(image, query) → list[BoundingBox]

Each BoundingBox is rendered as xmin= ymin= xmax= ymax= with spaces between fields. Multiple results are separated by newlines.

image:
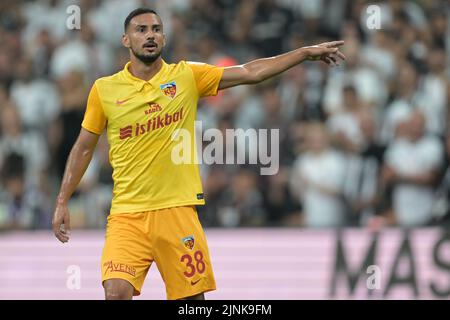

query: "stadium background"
xmin=0 ymin=0 xmax=450 ymax=299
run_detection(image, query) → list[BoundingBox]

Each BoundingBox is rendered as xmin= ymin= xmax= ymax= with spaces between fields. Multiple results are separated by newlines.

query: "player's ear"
xmin=122 ymin=33 xmax=130 ymax=48
xmin=162 ymin=33 xmax=166 ymax=48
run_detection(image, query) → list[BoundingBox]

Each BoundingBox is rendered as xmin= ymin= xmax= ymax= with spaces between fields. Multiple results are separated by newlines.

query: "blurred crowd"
xmin=0 ymin=0 xmax=449 ymax=230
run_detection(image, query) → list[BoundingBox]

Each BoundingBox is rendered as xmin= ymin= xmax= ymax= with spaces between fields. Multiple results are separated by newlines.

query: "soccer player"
xmin=52 ymin=8 xmax=345 ymax=300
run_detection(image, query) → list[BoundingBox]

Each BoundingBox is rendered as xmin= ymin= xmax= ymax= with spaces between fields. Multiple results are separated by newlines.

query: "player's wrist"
xmin=298 ymin=47 xmax=312 ymax=61
xmin=302 ymin=46 xmax=321 ymax=61
xmin=56 ymin=195 xmax=69 ymax=206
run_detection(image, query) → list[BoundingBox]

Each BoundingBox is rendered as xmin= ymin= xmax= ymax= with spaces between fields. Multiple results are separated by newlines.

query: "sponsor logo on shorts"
xmin=103 ymin=261 xmax=136 ymax=277
xmin=191 ymin=278 xmax=201 ymax=286
xmin=182 ymin=235 xmax=195 ymax=250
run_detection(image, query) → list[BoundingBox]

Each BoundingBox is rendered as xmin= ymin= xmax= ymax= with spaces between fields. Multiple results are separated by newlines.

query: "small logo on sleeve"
xmin=182 ymin=235 xmax=195 ymax=250
xmin=197 ymin=193 xmax=204 ymax=200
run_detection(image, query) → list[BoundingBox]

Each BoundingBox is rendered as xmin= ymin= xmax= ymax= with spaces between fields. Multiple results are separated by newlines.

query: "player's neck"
xmin=128 ymin=57 xmax=163 ymax=82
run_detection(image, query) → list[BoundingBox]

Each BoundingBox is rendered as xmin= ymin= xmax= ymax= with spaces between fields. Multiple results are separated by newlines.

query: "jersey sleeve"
xmin=81 ymin=82 xmax=107 ymax=135
xmin=186 ymin=61 xmax=224 ymax=97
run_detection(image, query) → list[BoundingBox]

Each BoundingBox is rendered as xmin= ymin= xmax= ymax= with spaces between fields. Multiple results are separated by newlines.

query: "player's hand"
xmin=52 ymin=202 xmax=71 ymax=243
xmin=304 ymin=40 xmax=346 ymax=66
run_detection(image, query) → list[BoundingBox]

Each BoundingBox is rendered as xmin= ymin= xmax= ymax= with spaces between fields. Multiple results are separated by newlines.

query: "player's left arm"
xmin=218 ymin=40 xmax=345 ymax=90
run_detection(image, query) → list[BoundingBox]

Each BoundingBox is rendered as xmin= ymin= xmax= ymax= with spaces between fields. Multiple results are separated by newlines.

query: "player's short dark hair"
xmin=124 ymin=8 xmax=159 ymax=32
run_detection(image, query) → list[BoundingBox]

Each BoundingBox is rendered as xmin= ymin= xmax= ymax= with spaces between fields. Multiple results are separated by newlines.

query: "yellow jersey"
xmin=81 ymin=60 xmax=224 ymax=214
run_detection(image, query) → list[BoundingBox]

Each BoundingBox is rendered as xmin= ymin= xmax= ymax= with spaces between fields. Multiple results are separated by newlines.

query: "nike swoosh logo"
xmin=115 ymin=97 xmax=134 ymax=105
xmin=191 ymin=279 xmax=201 ymax=286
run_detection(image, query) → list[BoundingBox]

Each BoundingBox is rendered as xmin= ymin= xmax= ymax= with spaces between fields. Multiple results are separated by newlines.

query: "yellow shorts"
xmin=101 ymin=206 xmax=216 ymax=299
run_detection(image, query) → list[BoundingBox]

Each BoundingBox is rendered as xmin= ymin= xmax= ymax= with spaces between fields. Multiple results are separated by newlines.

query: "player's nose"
xmin=145 ymin=31 xmax=156 ymax=41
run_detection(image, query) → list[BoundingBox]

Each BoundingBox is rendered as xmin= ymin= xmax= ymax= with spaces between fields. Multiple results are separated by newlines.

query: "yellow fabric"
xmin=81 ymin=60 xmax=224 ymax=214
xmin=187 ymin=61 xmax=225 ymax=97
xmin=81 ymin=83 xmax=107 ymax=134
xmin=101 ymin=206 xmax=216 ymax=299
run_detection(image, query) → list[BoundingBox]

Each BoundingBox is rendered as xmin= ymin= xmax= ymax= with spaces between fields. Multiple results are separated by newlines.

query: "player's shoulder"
xmin=163 ymin=60 xmax=201 ymax=80
xmin=93 ymin=69 xmax=124 ymax=88
xmin=183 ymin=60 xmax=212 ymax=69
xmin=167 ymin=60 xmax=197 ymax=71
xmin=184 ymin=61 xmax=205 ymax=66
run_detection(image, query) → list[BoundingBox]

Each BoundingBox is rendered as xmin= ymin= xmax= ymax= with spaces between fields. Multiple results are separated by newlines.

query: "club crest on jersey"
xmin=160 ymin=81 xmax=177 ymax=99
xmin=182 ymin=235 xmax=195 ymax=250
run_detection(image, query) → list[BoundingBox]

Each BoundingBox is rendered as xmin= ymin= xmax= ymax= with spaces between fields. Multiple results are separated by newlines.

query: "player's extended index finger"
xmin=326 ymin=40 xmax=345 ymax=48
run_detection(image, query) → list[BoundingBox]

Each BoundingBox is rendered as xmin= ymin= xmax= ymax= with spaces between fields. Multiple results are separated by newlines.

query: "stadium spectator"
xmin=10 ymin=56 xmax=60 ymax=133
xmin=382 ymin=111 xmax=444 ymax=227
xmin=327 ymin=84 xmax=368 ymax=153
xmin=290 ymin=123 xmax=347 ymax=228
xmin=50 ymin=22 xmax=114 ymax=81
xmin=77 ymin=134 xmax=113 ymax=228
xmin=0 ymin=104 xmax=50 ymax=229
xmin=51 ymin=69 xmax=89 ymax=178
xmin=218 ymin=167 xmax=266 ymax=227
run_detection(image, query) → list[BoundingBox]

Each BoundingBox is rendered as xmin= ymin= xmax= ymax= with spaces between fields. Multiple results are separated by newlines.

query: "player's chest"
xmin=104 ymin=79 xmax=194 ymax=123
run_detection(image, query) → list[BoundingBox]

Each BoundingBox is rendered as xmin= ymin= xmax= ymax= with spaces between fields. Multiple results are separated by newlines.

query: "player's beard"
xmin=131 ymin=46 xmax=162 ymax=64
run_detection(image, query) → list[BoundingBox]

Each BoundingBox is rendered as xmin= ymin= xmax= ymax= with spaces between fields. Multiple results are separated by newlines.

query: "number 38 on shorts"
xmin=180 ymin=250 xmax=205 ymax=277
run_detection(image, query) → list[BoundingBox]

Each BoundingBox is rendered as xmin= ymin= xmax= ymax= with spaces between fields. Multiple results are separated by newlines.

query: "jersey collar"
xmin=122 ymin=60 xmax=168 ymax=91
